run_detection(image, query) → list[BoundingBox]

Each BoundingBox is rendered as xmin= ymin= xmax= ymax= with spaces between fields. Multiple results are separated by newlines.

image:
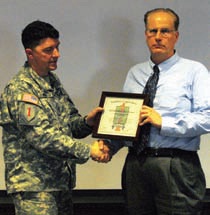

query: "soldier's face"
xmin=26 ymin=38 xmax=60 ymax=77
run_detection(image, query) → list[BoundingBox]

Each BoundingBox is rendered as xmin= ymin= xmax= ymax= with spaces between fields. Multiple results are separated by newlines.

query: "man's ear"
xmin=25 ymin=48 xmax=33 ymax=60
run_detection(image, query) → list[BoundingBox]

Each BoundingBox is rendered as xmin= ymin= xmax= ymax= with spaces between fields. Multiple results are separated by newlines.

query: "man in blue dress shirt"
xmin=105 ymin=8 xmax=210 ymax=215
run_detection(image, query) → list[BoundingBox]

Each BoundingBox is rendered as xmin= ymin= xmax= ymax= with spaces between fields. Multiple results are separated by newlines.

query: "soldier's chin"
xmin=49 ymin=65 xmax=57 ymax=71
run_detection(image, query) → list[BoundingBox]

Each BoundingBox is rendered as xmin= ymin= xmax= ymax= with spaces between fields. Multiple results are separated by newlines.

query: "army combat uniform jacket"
xmin=0 ymin=62 xmax=92 ymax=194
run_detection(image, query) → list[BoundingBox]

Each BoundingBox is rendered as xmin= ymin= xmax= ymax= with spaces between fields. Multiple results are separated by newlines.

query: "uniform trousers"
xmin=122 ymin=149 xmax=206 ymax=215
xmin=11 ymin=190 xmax=73 ymax=215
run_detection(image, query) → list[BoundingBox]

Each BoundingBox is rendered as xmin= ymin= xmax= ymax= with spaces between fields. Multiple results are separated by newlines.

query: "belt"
xmin=129 ymin=147 xmax=197 ymax=157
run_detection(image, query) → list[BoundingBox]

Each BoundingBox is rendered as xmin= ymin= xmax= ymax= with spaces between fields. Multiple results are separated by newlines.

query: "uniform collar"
xmin=22 ymin=62 xmax=62 ymax=97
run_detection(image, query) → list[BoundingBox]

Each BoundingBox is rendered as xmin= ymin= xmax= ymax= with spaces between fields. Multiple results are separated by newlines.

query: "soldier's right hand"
xmin=90 ymin=140 xmax=111 ymax=163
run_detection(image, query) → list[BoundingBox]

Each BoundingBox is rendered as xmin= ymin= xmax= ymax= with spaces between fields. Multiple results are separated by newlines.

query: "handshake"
xmin=90 ymin=140 xmax=112 ymax=163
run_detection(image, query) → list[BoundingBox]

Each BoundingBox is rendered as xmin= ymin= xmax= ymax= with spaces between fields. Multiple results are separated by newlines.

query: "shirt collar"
xmin=149 ymin=51 xmax=180 ymax=72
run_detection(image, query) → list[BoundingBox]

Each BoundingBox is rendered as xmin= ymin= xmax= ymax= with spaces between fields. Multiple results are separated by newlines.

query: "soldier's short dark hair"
xmin=21 ymin=20 xmax=59 ymax=49
xmin=144 ymin=8 xmax=180 ymax=31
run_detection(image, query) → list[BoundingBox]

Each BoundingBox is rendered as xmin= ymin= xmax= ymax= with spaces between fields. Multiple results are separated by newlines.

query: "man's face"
xmin=145 ymin=11 xmax=179 ymax=64
xmin=26 ymin=38 xmax=60 ymax=76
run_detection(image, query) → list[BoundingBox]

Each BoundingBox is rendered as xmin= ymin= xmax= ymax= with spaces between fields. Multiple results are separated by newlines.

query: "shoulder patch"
xmin=22 ymin=93 xmax=38 ymax=105
xmin=23 ymin=104 xmax=36 ymax=122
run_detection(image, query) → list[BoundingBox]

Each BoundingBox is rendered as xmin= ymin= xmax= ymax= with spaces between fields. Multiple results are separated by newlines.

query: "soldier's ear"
xmin=25 ymin=48 xmax=33 ymax=60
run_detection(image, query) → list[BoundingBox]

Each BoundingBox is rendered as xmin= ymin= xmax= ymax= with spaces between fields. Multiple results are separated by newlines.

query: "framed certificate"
xmin=92 ymin=91 xmax=148 ymax=141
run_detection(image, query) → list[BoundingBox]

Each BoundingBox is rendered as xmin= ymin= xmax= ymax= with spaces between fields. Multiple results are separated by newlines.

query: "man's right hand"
xmin=90 ymin=140 xmax=112 ymax=163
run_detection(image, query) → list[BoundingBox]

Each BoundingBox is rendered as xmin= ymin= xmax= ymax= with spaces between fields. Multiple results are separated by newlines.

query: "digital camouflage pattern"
xmin=0 ymin=62 xmax=93 ymax=194
xmin=12 ymin=191 xmax=73 ymax=215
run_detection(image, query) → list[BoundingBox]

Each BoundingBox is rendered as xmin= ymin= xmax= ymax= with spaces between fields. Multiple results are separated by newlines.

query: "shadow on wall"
xmin=0 ymin=25 xmax=24 ymax=92
xmin=77 ymin=16 xmax=139 ymax=108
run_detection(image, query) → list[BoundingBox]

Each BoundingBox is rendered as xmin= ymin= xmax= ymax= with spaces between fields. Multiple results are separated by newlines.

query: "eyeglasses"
xmin=146 ymin=28 xmax=176 ymax=38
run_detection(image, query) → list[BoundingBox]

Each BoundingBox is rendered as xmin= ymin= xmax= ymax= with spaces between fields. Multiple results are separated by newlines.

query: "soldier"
xmin=0 ymin=20 xmax=110 ymax=215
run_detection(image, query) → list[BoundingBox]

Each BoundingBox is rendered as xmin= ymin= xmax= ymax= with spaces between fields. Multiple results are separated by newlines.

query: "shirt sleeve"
xmin=161 ymin=64 xmax=210 ymax=137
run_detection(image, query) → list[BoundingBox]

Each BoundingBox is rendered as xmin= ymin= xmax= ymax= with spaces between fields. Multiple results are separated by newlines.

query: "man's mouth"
xmin=49 ymin=60 xmax=57 ymax=65
xmin=153 ymin=44 xmax=164 ymax=49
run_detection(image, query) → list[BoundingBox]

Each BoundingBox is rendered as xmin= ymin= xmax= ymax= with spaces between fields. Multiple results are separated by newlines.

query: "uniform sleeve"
xmin=1 ymin=86 xmax=91 ymax=162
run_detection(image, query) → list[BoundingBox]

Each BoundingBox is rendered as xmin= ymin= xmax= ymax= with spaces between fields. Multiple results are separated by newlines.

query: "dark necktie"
xmin=135 ymin=65 xmax=160 ymax=154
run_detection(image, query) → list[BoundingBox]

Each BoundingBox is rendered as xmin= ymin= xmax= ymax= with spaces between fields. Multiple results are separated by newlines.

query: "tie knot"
xmin=153 ymin=65 xmax=160 ymax=74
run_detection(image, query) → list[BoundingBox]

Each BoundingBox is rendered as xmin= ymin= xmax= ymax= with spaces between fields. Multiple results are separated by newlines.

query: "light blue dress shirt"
xmin=122 ymin=52 xmax=210 ymax=151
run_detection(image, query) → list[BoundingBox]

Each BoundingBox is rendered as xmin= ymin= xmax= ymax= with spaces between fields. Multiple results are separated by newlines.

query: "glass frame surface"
xmin=92 ymin=91 xmax=148 ymax=141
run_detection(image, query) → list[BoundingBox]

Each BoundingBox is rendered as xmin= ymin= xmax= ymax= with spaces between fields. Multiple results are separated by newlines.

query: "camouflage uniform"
xmin=11 ymin=191 xmax=73 ymax=215
xmin=0 ymin=62 xmax=93 ymax=214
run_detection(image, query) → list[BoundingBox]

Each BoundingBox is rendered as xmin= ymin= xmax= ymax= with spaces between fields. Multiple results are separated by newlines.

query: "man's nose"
xmin=155 ymin=30 xmax=162 ymax=39
xmin=53 ymin=48 xmax=60 ymax=58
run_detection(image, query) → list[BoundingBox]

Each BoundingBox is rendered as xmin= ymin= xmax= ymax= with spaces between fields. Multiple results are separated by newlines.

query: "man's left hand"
xmin=85 ymin=107 xmax=104 ymax=127
xmin=139 ymin=105 xmax=162 ymax=128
